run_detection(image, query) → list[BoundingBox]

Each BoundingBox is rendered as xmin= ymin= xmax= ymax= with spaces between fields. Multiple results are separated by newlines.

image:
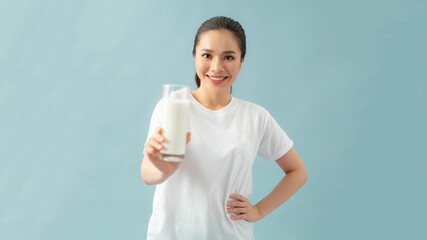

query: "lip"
xmin=207 ymin=75 xmax=229 ymax=84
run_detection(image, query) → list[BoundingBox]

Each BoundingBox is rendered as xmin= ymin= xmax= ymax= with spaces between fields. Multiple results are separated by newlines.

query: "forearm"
xmin=141 ymin=154 xmax=178 ymax=185
xmin=255 ymin=170 xmax=308 ymax=219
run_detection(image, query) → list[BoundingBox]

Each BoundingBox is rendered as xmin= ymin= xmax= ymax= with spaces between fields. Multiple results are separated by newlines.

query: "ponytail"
xmin=195 ymin=73 xmax=201 ymax=88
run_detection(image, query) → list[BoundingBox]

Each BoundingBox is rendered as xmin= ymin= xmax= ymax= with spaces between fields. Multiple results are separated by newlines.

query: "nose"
xmin=210 ymin=57 xmax=225 ymax=72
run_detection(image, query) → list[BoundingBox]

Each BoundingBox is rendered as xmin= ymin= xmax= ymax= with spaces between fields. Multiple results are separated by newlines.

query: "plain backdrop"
xmin=0 ymin=0 xmax=426 ymax=239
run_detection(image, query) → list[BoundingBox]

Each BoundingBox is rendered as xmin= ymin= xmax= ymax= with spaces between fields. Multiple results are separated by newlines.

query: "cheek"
xmin=196 ymin=60 xmax=208 ymax=73
xmin=228 ymin=64 xmax=241 ymax=76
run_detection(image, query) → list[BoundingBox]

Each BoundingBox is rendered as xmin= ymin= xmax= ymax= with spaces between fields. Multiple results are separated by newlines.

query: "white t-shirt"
xmin=144 ymin=93 xmax=294 ymax=240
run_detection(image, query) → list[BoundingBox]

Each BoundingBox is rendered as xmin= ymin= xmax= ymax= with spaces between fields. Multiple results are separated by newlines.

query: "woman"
xmin=141 ymin=16 xmax=308 ymax=240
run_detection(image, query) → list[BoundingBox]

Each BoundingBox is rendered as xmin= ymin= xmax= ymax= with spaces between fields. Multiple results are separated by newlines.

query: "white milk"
xmin=161 ymin=99 xmax=190 ymax=158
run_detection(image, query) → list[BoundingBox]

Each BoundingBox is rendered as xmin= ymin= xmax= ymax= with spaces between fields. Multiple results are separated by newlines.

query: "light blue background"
xmin=1 ymin=0 xmax=426 ymax=239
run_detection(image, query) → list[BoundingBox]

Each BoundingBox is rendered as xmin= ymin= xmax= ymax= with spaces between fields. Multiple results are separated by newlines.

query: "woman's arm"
xmin=255 ymin=147 xmax=308 ymax=218
xmin=140 ymin=127 xmax=190 ymax=185
xmin=227 ymin=147 xmax=308 ymax=222
xmin=141 ymin=154 xmax=181 ymax=185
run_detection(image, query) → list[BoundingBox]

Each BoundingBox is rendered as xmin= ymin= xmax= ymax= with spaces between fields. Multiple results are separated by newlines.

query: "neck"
xmin=192 ymin=88 xmax=232 ymax=110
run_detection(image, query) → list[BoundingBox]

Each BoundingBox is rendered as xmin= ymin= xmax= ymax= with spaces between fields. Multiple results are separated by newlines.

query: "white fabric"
xmin=144 ymin=93 xmax=294 ymax=240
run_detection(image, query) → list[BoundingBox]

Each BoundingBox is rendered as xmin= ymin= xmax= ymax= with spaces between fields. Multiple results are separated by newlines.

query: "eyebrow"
xmin=200 ymin=48 xmax=237 ymax=54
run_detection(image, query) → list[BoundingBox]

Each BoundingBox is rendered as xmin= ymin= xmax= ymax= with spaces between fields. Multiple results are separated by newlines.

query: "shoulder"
xmin=233 ymin=96 xmax=271 ymax=117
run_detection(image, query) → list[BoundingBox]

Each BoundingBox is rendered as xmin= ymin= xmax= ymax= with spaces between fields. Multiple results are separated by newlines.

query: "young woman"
xmin=141 ymin=16 xmax=308 ymax=240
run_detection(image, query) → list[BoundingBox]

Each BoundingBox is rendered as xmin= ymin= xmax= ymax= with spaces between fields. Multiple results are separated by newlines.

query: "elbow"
xmin=302 ymin=170 xmax=308 ymax=184
xmin=288 ymin=168 xmax=308 ymax=185
xmin=300 ymin=166 xmax=308 ymax=185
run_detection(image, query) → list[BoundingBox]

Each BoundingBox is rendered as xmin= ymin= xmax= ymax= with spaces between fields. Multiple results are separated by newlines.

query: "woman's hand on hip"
xmin=227 ymin=194 xmax=263 ymax=222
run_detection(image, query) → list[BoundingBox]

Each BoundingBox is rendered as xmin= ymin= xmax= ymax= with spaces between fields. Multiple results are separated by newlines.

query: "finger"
xmin=152 ymin=132 xmax=165 ymax=143
xmin=230 ymin=214 xmax=247 ymax=221
xmin=227 ymin=201 xmax=246 ymax=208
xmin=230 ymin=194 xmax=248 ymax=202
xmin=148 ymin=138 xmax=163 ymax=151
xmin=186 ymin=132 xmax=191 ymax=144
xmin=227 ymin=207 xmax=248 ymax=214
xmin=146 ymin=146 xmax=159 ymax=158
xmin=156 ymin=126 xmax=163 ymax=134
xmin=146 ymin=146 xmax=154 ymax=155
xmin=148 ymin=138 xmax=161 ymax=149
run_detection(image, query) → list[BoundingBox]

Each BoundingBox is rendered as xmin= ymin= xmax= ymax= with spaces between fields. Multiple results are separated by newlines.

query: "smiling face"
xmin=194 ymin=29 xmax=243 ymax=95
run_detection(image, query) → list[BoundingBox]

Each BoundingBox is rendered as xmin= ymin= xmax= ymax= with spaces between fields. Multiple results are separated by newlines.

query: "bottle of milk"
xmin=160 ymin=84 xmax=190 ymax=162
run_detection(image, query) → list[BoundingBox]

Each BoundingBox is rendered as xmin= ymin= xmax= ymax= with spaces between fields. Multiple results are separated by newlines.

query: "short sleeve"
xmin=143 ymin=98 xmax=165 ymax=153
xmin=257 ymin=110 xmax=294 ymax=162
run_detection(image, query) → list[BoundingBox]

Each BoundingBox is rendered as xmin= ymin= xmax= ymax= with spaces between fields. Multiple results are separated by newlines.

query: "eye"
xmin=224 ymin=56 xmax=234 ymax=60
xmin=202 ymin=54 xmax=211 ymax=59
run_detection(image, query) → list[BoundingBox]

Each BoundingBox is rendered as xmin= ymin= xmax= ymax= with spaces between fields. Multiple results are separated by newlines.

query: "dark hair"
xmin=192 ymin=16 xmax=246 ymax=88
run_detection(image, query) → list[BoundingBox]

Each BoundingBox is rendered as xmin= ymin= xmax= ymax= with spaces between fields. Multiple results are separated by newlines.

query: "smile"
xmin=207 ymin=75 xmax=229 ymax=81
